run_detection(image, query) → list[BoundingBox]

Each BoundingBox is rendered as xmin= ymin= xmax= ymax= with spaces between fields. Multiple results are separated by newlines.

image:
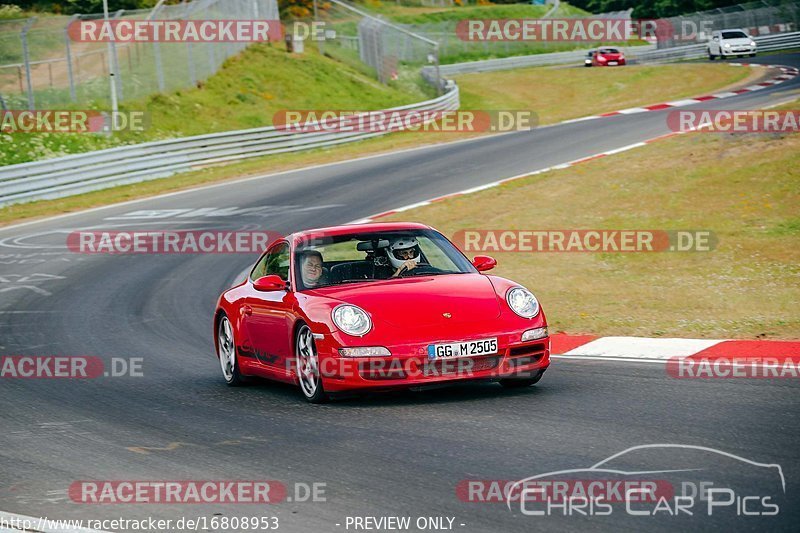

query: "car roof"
xmin=289 ymin=222 xmax=433 ymax=245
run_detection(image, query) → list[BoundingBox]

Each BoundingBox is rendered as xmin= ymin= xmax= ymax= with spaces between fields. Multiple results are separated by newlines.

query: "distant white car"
xmin=708 ymin=29 xmax=757 ymax=59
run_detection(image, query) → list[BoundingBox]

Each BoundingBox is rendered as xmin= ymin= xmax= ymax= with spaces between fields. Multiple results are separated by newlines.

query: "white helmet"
xmin=388 ymin=237 xmax=421 ymax=269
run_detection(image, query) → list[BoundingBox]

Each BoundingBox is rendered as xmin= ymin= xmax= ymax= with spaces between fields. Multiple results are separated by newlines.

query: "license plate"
xmin=427 ymin=338 xmax=498 ymax=359
xmin=608 ymin=61 xmax=618 ymax=65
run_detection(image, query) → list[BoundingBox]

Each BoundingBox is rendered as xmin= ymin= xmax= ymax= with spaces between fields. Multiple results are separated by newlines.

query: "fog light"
xmin=339 ymin=347 xmax=391 ymax=357
xmin=522 ymin=327 xmax=548 ymax=342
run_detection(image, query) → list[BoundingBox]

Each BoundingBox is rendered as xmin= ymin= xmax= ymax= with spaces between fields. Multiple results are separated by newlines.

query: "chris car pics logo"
xmin=503 ymin=444 xmax=784 ymax=518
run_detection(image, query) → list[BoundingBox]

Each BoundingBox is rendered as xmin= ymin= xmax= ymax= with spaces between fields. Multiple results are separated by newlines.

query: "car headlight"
xmin=750 ymin=41 xmax=756 ymax=46
xmin=332 ymin=305 xmax=371 ymax=336
xmin=724 ymin=43 xmax=731 ymax=48
xmin=506 ymin=287 xmax=540 ymax=319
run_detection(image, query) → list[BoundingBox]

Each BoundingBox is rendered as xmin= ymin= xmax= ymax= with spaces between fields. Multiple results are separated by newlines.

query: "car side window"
xmin=250 ymin=242 xmax=290 ymax=281
xmin=265 ymin=243 xmax=291 ymax=281
xmin=250 ymin=253 xmax=269 ymax=281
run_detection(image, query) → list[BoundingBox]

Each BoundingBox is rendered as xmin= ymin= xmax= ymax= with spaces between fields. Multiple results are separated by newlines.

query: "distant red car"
xmin=214 ymin=222 xmax=550 ymax=402
xmin=588 ymin=47 xmax=626 ymax=67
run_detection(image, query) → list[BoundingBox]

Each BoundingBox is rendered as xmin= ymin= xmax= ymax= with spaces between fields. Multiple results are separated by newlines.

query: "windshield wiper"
xmin=405 ymin=270 xmax=464 ymax=277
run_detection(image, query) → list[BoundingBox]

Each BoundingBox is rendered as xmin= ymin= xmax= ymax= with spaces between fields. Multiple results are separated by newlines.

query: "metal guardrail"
xmin=421 ymin=31 xmax=800 ymax=81
xmin=0 ymin=87 xmax=459 ymax=206
xmin=421 ymin=45 xmax=656 ymax=81
xmin=631 ymin=31 xmax=800 ymax=62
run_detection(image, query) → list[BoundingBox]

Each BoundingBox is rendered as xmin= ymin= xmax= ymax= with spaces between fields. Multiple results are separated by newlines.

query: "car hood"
xmin=722 ymin=37 xmax=752 ymax=45
xmin=309 ymin=273 xmax=502 ymax=328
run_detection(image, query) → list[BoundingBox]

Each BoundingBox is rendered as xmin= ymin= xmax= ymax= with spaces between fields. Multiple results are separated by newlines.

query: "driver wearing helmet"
xmin=387 ymin=237 xmax=422 ymax=277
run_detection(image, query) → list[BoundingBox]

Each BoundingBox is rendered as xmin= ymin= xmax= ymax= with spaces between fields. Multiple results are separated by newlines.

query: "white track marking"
xmin=665 ymin=98 xmax=701 ymax=106
xmin=563 ymin=336 xmax=725 ymax=360
xmin=711 ymin=91 xmax=741 ymax=98
xmin=552 ymin=354 xmax=671 ymax=364
xmin=601 ymin=142 xmax=648 ymax=156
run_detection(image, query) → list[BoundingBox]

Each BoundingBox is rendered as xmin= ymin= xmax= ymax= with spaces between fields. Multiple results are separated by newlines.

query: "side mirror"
xmin=253 ymin=274 xmax=287 ymax=291
xmin=472 ymin=255 xmax=497 ymax=272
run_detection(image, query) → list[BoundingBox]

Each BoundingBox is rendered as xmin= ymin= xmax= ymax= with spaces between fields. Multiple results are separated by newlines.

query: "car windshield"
xmin=598 ymin=48 xmax=619 ymax=54
xmin=294 ymin=229 xmax=476 ymax=291
xmin=722 ymin=31 xmax=748 ymax=39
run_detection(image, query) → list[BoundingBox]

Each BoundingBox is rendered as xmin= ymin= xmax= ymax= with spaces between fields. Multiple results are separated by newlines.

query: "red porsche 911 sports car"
xmin=589 ymin=47 xmax=626 ymax=67
xmin=214 ymin=222 xmax=550 ymax=402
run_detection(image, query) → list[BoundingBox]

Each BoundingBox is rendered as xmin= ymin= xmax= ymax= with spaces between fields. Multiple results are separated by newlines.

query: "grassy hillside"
xmin=0 ymin=43 xmax=430 ymax=166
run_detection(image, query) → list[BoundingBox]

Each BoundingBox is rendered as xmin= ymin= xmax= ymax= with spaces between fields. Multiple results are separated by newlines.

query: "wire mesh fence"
xmin=314 ymin=0 xmax=441 ymax=86
xmin=0 ymin=0 xmax=279 ymax=110
xmin=658 ymin=0 xmax=800 ymax=47
xmin=316 ymin=0 xmax=633 ymax=76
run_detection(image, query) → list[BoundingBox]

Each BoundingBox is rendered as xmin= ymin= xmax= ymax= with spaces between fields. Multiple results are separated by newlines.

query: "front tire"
xmin=499 ymin=370 xmax=545 ymax=389
xmin=218 ymin=314 xmax=247 ymax=386
xmin=296 ymin=324 xmax=328 ymax=403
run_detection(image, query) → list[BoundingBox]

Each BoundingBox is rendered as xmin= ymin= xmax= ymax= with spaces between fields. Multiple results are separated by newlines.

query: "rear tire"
xmin=499 ymin=370 xmax=545 ymax=389
xmin=296 ymin=324 xmax=328 ymax=403
xmin=708 ymin=52 xmax=715 ymax=60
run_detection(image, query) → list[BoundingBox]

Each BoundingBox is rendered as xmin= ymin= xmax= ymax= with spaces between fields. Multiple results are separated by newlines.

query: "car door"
xmin=710 ymin=32 xmax=720 ymax=54
xmin=243 ymin=241 xmax=295 ymax=375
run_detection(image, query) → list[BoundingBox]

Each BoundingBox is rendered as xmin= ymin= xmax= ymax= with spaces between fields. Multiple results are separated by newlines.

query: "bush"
xmin=0 ymin=4 xmax=24 ymax=19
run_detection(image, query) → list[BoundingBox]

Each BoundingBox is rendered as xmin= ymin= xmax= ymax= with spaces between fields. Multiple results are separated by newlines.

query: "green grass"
xmin=455 ymin=62 xmax=754 ymax=124
xmin=386 ymin=4 xmax=550 ymax=24
xmin=381 ymin=108 xmax=800 ymax=339
xmin=0 ymin=43 xmax=431 ymax=166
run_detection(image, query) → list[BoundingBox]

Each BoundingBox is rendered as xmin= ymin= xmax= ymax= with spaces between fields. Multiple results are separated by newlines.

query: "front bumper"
xmin=596 ymin=59 xmax=626 ymax=66
xmin=314 ymin=332 xmax=550 ymax=392
xmin=721 ymin=47 xmax=756 ymax=56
